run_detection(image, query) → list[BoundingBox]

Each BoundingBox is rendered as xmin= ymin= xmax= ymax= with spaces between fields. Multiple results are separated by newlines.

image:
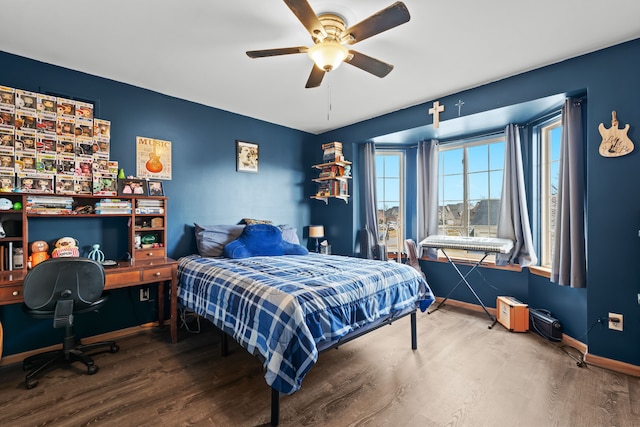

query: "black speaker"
xmin=529 ymin=308 xmax=562 ymax=341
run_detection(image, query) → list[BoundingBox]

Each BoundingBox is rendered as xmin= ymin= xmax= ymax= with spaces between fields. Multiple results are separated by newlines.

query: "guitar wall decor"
xmin=145 ymin=146 xmax=163 ymax=173
xmin=598 ymin=111 xmax=634 ymax=157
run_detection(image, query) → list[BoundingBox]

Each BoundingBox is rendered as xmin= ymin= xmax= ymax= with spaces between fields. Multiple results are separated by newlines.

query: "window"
xmin=438 ymin=136 xmax=505 ymax=257
xmin=539 ymin=118 xmax=562 ymax=267
xmin=376 ymin=152 xmax=404 ymax=255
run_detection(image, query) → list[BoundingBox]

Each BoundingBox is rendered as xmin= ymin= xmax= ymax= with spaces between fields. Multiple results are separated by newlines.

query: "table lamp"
xmin=309 ymin=225 xmax=324 ymax=253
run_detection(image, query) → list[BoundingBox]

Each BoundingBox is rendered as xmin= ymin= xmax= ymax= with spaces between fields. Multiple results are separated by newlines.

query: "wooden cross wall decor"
xmin=429 ymin=101 xmax=445 ymax=128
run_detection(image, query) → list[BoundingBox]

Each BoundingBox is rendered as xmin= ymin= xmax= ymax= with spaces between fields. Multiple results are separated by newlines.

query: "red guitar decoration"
xmin=145 ymin=146 xmax=163 ymax=173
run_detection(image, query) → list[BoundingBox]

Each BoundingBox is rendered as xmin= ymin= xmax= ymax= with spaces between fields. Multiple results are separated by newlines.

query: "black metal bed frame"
xmin=221 ymin=310 xmax=418 ymax=426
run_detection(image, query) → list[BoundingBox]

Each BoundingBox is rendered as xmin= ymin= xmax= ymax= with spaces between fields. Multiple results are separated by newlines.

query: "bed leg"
xmin=271 ymin=387 xmax=280 ymax=426
xmin=221 ymin=331 xmax=229 ymax=357
xmin=411 ymin=311 xmax=417 ymax=350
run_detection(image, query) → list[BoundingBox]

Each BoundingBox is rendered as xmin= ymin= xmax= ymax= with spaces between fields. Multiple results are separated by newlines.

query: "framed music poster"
xmin=236 ymin=140 xmax=259 ymax=173
xmin=136 ymin=136 xmax=172 ymax=180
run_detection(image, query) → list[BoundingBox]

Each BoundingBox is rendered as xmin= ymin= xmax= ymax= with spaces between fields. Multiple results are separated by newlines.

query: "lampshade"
xmin=309 ymin=225 xmax=325 ymax=238
xmin=308 ymin=41 xmax=348 ymax=72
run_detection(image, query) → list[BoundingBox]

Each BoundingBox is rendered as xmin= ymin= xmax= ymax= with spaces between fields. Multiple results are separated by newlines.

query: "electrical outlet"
xmin=139 ymin=288 xmax=150 ymax=302
xmin=608 ymin=312 xmax=623 ymax=331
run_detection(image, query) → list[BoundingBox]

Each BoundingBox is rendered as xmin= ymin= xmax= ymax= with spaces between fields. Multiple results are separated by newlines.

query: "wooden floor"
xmin=1 ymin=305 xmax=639 ymax=426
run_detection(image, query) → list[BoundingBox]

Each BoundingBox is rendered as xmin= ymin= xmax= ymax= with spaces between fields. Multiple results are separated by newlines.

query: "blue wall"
xmin=3 ymin=37 xmax=640 ymax=368
xmin=319 ymin=38 xmax=640 ymax=367
xmin=0 ymin=51 xmax=315 ymax=355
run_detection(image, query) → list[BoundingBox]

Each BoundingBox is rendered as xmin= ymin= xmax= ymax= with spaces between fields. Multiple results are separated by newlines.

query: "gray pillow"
xmin=194 ymin=223 xmax=245 ymax=257
xmin=278 ymin=224 xmax=300 ymax=245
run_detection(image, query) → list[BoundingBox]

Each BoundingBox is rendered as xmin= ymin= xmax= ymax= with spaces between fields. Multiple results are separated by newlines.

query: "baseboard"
xmin=0 ymin=322 xmax=159 ymax=367
xmin=433 ymin=297 xmax=639 ymax=377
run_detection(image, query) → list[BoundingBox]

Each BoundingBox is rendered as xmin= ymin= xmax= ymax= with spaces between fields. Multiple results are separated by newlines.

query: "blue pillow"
xmin=223 ymin=224 xmax=308 ymax=258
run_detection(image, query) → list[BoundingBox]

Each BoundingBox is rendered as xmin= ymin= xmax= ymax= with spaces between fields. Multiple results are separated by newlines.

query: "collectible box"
xmin=92 ymin=157 xmax=110 ymax=174
xmin=36 ymin=152 xmax=56 ymax=175
xmin=0 ymin=86 xmax=15 ymax=107
xmin=74 ymin=176 xmax=92 ymax=194
xmin=75 ymin=101 xmax=93 ymax=120
xmin=0 ymin=153 xmax=14 ymax=175
xmin=74 ymin=117 xmax=93 ymax=138
xmin=15 ymin=109 xmax=37 ymax=131
xmin=56 ymin=116 xmax=75 ymax=136
xmin=37 ymin=94 xmax=57 ymax=114
xmin=15 ymin=152 xmax=37 ymax=173
xmin=56 ymin=97 xmax=75 ymax=118
xmin=93 ymin=118 xmax=110 ymax=140
xmin=75 ymin=136 xmax=93 ymax=157
xmin=0 ymin=129 xmax=14 ymax=154
xmin=15 ymin=89 xmax=37 ymax=111
xmin=15 ymin=129 xmax=37 ymax=154
xmin=0 ymin=109 xmax=15 ymax=131
xmin=36 ymin=112 xmax=57 ymax=135
xmin=108 ymin=160 xmax=118 ymax=175
xmin=75 ymin=157 xmax=92 ymax=177
xmin=56 ymin=154 xmax=76 ymax=175
xmin=93 ymin=139 xmax=109 ymax=159
xmin=56 ymin=135 xmax=75 ymax=155
xmin=17 ymin=172 xmax=54 ymax=193
xmin=55 ymin=174 xmax=76 ymax=194
xmin=36 ymin=134 xmax=56 ymax=154
xmin=0 ymin=173 xmax=14 ymax=192
xmin=92 ymin=172 xmax=117 ymax=196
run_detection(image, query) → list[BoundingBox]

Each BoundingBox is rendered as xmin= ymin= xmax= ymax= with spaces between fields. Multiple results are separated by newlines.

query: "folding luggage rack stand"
xmin=419 ymin=235 xmax=514 ymax=328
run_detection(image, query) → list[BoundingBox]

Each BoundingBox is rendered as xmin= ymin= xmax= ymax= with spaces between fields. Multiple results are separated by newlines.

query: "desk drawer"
xmin=142 ymin=266 xmax=173 ymax=282
xmin=106 ymin=271 xmax=141 ymax=288
xmin=136 ymin=248 xmax=166 ymax=259
xmin=0 ymin=285 xmax=23 ymax=304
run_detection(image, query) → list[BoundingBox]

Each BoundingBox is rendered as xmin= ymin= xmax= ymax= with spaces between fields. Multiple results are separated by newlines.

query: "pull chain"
xmin=327 ymin=72 xmax=332 ymax=121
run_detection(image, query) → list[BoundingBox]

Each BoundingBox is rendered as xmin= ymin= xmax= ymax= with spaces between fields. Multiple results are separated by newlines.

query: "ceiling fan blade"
xmin=344 ymin=1 xmax=410 ymax=45
xmin=305 ymin=65 xmax=325 ymax=88
xmin=283 ymin=0 xmax=327 ymax=40
xmin=246 ymin=46 xmax=308 ymax=58
xmin=345 ymin=50 xmax=394 ymax=78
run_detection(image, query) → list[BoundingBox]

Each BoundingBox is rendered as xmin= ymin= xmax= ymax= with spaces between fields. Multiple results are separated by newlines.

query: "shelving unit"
xmin=0 ymin=192 xmax=167 ymax=272
xmin=311 ymin=142 xmax=351 ymax=204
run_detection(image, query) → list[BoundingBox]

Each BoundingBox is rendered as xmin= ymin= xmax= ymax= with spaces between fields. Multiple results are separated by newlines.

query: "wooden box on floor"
xmin=496 ymin=296 xmax=529 ymax=332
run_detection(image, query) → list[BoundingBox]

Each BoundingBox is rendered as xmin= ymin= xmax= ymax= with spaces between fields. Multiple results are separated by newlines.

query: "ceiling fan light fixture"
xmin=308 ymin=41 xmax=348 ymax=72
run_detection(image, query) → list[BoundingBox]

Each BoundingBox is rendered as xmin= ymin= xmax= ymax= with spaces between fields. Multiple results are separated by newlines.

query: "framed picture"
xmin=236 ymin=140 xmax=259 ymax=173
xmin=148 ymin=180 xmax=164 ymax=196
xmin=117 ymin=178 xmax=148 ymax=196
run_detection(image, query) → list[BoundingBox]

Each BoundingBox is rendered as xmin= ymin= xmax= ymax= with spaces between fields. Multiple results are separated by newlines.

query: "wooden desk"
xmin=0 ymin=258 xmax=178 ymax=344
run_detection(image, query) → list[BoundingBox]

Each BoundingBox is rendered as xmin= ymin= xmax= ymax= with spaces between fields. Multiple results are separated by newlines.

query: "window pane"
xmin=441 ymin=149 xmax=463 ymax=174
xmin=489 ymin=170 xmax=503 ymax=199
xmin=489 ymin=141 xmax=505 ymax=169
xmin=375 ymin=152 xmax=404 ymax=255
xmin=467 ymin=145 xmax=488 ymax=172
xmin=441 ymin=174 xmax=463 ymax=202
xmin=469 ymin=171 xmax=489 ymax=201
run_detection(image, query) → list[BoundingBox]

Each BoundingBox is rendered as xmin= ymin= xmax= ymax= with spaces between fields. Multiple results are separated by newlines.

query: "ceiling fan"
xmin=246 ymin=0 xmax=410 ymax=88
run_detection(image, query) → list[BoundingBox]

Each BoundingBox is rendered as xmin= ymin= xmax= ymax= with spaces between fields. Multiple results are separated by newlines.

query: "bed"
xmin=174 ymin=224 xmax=434 ymax=425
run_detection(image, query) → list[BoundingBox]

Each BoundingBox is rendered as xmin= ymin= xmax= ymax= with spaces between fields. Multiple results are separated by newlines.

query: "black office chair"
xmin=22 ymin=257 xmax=119 ymax=389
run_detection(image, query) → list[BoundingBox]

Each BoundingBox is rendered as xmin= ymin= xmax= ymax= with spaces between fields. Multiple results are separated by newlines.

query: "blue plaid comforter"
xmin=177 ymin=253 xmax=434 ymax=394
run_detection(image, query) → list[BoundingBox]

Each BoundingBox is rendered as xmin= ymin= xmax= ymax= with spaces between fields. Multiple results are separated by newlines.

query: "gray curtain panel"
xmin=496 ymin=124 xmax=538 ymax=267
xmin=551 ymin=99 xmax=586 ymax=288
xmin=417 ymin=139 xmax=439 ymax=259
xmin=363 ymin=142 xmax=386 ymax=260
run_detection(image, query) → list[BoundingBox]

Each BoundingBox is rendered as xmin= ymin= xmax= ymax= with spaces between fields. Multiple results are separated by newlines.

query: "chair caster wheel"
xmin=87 ymin=365 xmax=99 ymax=375
xmin=26 ymin=379 xmax=38 ymax=389
xmin=110 ymin=344 xmax=120 ymax=353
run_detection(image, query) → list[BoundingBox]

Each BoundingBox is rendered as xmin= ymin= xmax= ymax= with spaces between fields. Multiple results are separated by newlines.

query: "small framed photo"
xmin=117 ymin=178 xmax=148 ymax=196
xmin=148 ymin=180 xmax=164 ymax=196
xmin=236 ymin=140 xmax=259 ymax=173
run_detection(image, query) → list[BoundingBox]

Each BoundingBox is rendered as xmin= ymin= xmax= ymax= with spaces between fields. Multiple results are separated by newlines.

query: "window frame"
xmin=436 ymin=135 xmax=505 ymax=259
xmin=375 ymin=150 xmax=405 ymax=257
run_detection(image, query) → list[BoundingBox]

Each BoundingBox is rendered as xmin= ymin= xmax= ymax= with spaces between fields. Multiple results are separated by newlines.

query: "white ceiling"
xmin=1 ymin=0 xmax=640 ymax=135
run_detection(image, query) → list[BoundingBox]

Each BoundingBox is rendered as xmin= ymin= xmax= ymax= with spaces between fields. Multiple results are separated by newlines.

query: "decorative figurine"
xmin=28 ymin=241 xmax=50 ymax=268
xmin=87 ymin=244 xmax=105 ymax=263
xmin=51 ymin=237 xmax=80 ymax=258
